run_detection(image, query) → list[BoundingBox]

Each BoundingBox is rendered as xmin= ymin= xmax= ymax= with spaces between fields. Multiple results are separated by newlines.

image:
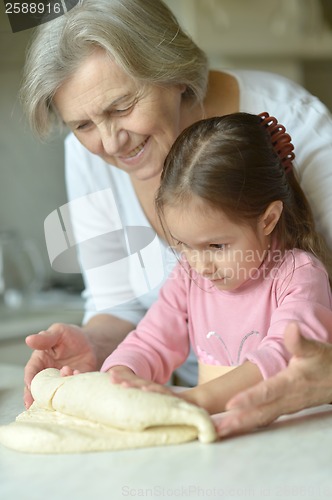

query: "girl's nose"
xmin=196 ymin=251 xmax=217 ymax=277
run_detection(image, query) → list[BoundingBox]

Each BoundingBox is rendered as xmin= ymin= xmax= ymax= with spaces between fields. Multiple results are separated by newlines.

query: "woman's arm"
xmin=24 ymin=313 xmax=135 ymax=408
xmin=82 ymin=314 xmax=136 ymax=368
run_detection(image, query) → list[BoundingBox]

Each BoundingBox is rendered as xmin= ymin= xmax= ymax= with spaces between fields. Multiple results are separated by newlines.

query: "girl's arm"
xmin=179 ymin=361 xmax=263 ymax=415
xmin=101 ymin=263 xmax=191 ymax=384
xmin=106 ymin=365 xmax=174 ymax=396
xmin=216 ymin=323 xmax=332 ymax=436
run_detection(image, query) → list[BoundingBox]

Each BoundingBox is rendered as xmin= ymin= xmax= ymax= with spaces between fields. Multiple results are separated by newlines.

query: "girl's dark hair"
xmin=156 ymin=112 xmax=328 ymax=264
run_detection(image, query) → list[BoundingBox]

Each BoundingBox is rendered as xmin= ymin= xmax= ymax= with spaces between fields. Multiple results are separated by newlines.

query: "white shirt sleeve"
xmin=286 ymin=99 xmax=332 ymax=251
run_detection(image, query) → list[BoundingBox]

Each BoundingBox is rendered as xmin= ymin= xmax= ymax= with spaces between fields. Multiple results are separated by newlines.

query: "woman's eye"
xmin=113 ymin=108 xmax=126 ymax=114
xmin=113 ymin=103 xmax=134 ymax=115
xmin=76 ymin=122 xmax=90 ymax=131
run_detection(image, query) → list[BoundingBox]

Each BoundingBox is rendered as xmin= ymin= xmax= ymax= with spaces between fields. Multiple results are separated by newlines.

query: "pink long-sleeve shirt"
xmin=101 ymin=249 xmax=332 ymax=382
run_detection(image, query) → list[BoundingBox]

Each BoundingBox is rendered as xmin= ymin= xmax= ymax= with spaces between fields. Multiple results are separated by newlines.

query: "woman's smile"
xmin=119 ymin=137 xmax=150 ymax=161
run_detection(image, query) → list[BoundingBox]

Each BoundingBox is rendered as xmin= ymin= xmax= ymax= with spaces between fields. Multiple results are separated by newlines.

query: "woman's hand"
xmin=24 ymin=323 xmax=97 ymax=408
xmin=215 ymin=322 xmax=332 ymax=437
xmin=107 ymin=366 xmax=174 ymax=396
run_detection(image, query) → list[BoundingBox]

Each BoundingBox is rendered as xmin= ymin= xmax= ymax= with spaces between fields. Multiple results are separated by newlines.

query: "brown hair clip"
xmin=259 ymin=112 xmax=295 ymax=173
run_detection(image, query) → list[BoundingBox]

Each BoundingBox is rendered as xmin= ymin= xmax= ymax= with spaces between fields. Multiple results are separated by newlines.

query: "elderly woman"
xmin=23 ymin=0 xmax=332 ymax=428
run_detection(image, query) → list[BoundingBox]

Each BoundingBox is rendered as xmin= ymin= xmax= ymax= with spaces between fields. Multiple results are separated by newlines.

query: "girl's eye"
xmin=173 ymin=239 xmax=187 ymax=249
xmin=209 ymin=243 xmax=227 ymax=250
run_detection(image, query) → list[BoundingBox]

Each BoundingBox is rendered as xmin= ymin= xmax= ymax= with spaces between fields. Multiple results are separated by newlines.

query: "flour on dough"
xmin=0 ymin=368 xmax=217 ymax=453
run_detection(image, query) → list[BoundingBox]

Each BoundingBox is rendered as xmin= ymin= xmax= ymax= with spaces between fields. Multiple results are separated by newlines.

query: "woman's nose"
xmin=99 ymin=122 xmax=127 ymax=156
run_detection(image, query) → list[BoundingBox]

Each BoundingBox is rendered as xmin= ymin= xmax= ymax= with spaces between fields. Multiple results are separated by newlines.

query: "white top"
xmin=64 ymin=69 xmax=332 ymax=326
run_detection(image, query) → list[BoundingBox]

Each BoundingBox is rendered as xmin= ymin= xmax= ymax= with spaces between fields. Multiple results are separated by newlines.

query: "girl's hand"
xmin=60 ymin=366 xmax=81 ymax=377
xmin=107 ymin=366 xmax=174 ymax=396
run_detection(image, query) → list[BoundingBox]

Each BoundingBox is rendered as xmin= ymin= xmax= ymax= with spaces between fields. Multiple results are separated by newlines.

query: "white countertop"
xmin=1 ymin=364 xmax=332 ymax=499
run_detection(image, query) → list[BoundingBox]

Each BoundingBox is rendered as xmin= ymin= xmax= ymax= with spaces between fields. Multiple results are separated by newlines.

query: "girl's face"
xmin=53 ymin=49 xmax=194 ymax=182
xmin=164 ymin=198 xmax=272 ymax=292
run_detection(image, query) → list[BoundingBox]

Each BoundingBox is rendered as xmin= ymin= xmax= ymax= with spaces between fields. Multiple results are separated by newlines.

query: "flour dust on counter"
xmin=0 ymin=369 xmax=217 ymax=453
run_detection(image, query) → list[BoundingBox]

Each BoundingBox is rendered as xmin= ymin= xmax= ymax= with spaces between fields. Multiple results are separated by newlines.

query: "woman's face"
xmin=53 ymin=49 xmax=191 ymax=181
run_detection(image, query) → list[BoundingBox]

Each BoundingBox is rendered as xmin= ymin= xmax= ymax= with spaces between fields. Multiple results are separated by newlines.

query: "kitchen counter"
xmin=0 ymin=290 xmax=84 ymax=341
xmin=0 ymin=291 xmax=84 ymax=365
xmin=1 ymin=363 xmax=332 ymax=500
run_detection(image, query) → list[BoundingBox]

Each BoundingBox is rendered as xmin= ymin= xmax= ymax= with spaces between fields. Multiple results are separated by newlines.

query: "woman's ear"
xmin=261 ymin=201 xmax=283 ymax=236
xmin=179 ymin=83 xmax=187 ymax=94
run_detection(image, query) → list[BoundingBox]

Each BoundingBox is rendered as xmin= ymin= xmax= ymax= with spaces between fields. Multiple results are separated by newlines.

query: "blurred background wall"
xmin=1 ymin=0 xmax=332 ymax=291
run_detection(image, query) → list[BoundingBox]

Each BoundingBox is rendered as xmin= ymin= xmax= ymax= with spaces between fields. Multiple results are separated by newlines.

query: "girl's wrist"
xmin=107 ymin=365 xmax=134 ymax=375
xmin=178 ymin=387 xmax=206 ymax=410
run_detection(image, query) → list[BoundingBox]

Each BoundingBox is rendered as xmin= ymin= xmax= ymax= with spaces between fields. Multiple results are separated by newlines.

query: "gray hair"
xmin=21 ymin=0 xmax=209 ymax=137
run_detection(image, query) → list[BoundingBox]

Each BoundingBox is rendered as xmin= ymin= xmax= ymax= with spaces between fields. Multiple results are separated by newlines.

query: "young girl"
xmin=101 ymin=112 xmax=332 ymax=415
